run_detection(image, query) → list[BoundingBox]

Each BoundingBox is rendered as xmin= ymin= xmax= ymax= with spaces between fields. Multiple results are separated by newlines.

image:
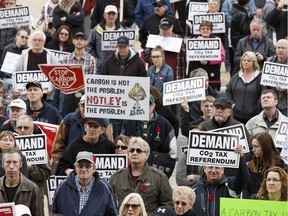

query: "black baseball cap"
xmin=26 ymin=81 xmax=42 ymax=90
xmin=74 ymin=32 xmax=87 ymax=40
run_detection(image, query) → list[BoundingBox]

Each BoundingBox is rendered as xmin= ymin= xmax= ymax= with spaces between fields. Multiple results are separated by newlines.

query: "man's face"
xmin=104 ymin=12 xmax=118 ymax=24
xmin=159 ymin=26 xmax=173 ymax=37
xmin=78 ymin=103 xmax=85 ymax=119
xmin=75 ymin=160 xmax=95 ymax=182
xmin=5 ymin=0 xmax=16 ymax=8
xmin=27 ymin=86 xmax=43 ymax=103
xmin=73 ymin=37 xmax=86 ymax=49
xmin=208 ymin=1 xmax=219 ymax=12
xmin=3 ymin=153 xmax=22 ymax=178
xmin=213 ymin=106 xmax=232 ymax=124
xmin=84 ymin=123 xmax=102 ymax=140
xmin=31 ymin=35 xmax=45 ymax=53
xmin=16 ymin=119 xmax=34 ymax=135
xmin=276 ymin=40 xmax=288 ymax=60
xmin=260 ymin=92 xmax=277 ymax=109
xmin=9 ymin=107 xmax=25 ymax=122
xmin=250 ymin=22 xmax=263 ymax=40
xmin=201 ymin=101 xmax=214 ymax=118
xmin=128 ymin=143 xmax=148 ymax=165
xmin=154 ymin=4 xmax=167 ymax=16
xmin=204 ymin=166 xmax=224 ymax=183
xmin=117 ymin=45 xmax=129 ymax=59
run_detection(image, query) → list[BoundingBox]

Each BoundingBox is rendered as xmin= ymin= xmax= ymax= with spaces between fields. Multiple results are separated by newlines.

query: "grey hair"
xmin=128 ymin=137 xmax=150 ymax=155
xmin=31 ymin=30 xmax=46 ymax=42
xmin=189 ymin=68 xmax=208 ymax=78
xmin=16 ymin=115 xmax=34 ymax=128
xmin=250 ymin=18 xmax=264 ymax=27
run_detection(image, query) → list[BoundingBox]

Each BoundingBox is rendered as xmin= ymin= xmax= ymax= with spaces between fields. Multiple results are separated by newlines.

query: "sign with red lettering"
xmin=39 ymin=64 xmax=85 ymax=94
xmin=0 ymin=203 xmax=15 ymax=216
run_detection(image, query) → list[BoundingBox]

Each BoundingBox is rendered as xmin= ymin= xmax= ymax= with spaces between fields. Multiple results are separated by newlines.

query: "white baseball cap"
xmin=15 ymin=204 xmax=31 ymax=216
xmin=104 ymin=5 xmax=118 ymax=13
xmin=10 ymin=99 xmax=27 ymax=111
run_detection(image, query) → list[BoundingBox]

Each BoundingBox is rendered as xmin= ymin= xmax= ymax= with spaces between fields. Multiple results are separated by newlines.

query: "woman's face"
xmin=266 ymin=171 xmax=282 ymax=195
xmin=200 ymin=25 xmax=212 ymax=38
xmin=123 ymin=197 xmax=142 ymax=216
xmin=242 ymin=55 xmax=254 ymax=71
xmin=252 ymin=139 xmax=262 ymax=158
xmin=59 ymin=28 xmax=70 ymax=43
xmin=173 ymin=195 xmax=192 ymax=215
xmin=0 ymin=135 xmax=15 ymax=150
xmin=115 ymin=140 xmax=128 ymax=154
xmin=151 ymin=50 xmax=163 ymax=68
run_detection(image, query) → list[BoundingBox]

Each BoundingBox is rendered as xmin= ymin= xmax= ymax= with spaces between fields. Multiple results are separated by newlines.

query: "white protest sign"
xmin=85 ymin=75 xmax=150 ymax=120
xmin=0 ymin=203 xmax=15 ymax=216
xmin=280 ymin=145 xmax=288 ymax=165
xmin=188 ymin=2 xmax=208 ymax=21
xmin=186 ymin=38 xmax=221 ymax=61
xmin=94 ymin=154 xmax=128 ymax=181
xmin=193 ymin=13 xmax=226 ymax=35
xmin=0 ymin=52 xmax=20 ymax=74
xmin=13 ymin=70 xmax=53 ymax=94
xmin=101 ymin=30 xmax=136 ymax=51
xmin=274 ymin=120 xmax=288 ymax=148
xmin=146 ymin=35 xmax=183 ymax=53
xmin=47 ymin=175 xmax=67 ymax=205
xmin=211 ymin=124 xmax=250 ymax=153
xmin=163 ymin=77 xmax=205 ymax=106
xmin=0 ymin=6 xmax=30 ymax=29
xmin=187 ymin=131 xmax=240 ymax=168
xmin=48 ymin=49 xmax=70 ymax=62
xmin=260 ymin=62 xmax=288 ymax=89
xmin=15 ymin=134 xmax=48 ymax=165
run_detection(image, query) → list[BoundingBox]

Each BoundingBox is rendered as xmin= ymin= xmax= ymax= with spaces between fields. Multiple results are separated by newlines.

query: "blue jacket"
xmin=53 ymin=171 xmax=118 ymax=216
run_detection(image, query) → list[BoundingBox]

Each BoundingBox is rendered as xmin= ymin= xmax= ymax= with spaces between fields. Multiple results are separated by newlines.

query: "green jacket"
xmin=109 ymin=162 xmax=173 ymax=216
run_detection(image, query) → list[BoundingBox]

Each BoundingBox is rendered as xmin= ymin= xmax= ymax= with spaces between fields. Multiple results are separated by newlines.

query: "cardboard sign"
xmin=0 ymin=203 xmax=15 ymax=216
xmin=192 ymin=13 xmax=226 ymax=34
xmin=47 ymin=175 xmax=67 ymax=205
xmin=280 ymin=144 xmax=288 ymax=164
xmin=15 ymin=134 xmax=48 ymax=165
xmin=48 ymin=49 xmax=70 ymax=62
xmin=220 ymin=198 xmax=287 ymax=216
xmin=187 ymin=131 xmax=240 ymax=168
xmin=85 ymin=75 xmax=150 ymax=120
xmin=188 ymin=2 xmax=208 ymax=21
xmin=274 ymin=120 xmax=288 ymax=148
xmin=13 ymin=70 xmax=53 ymax=94
xmin=34 ymin=121 xmax=59 ymax=159
xmin=186 ymin=38 xmax=221 ymax=61
xmin=94 ymin=154 xmax=128 ymax=181
xmin=163 ymin=77 xmax=205 ymax=105
xmin=0 ymin=6 xmax=30 ymax=29
xmin=260 ymin=62 xmax=288 ymax=89
xmin=211 ymin=124 xmax=250 ymax=153
xmin=39 ymin=64 xmax=85 ymax=94
xmin=146 ymin=35 xmax=183 ymax=53
xmin=101 ymin=30 xmax=136 ymax=51
xmin=0 ymin=52 xmax=20 ymax=74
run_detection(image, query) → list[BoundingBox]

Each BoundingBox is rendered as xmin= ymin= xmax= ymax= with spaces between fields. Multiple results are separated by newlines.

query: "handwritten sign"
xmin=146 ymin=34 xmax=183 ymax=53
xmin=193 ymin=13 xmax=226 ymax=34
xmin=188 ymin=2 xmax=208 ymax=21
xmin=274 ymin=120 xmax=288 ymax=148
xmin=101 ymin=30 xmax=136 ymax=50
xmin=0 ymin=6 xmax=30 ymax=29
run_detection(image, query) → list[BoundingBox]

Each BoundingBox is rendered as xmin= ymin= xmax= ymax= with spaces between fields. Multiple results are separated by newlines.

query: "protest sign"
xmin=188 ymin=2 xmax=208 ymax=20
xmin=101 ymin=30 xmax=136 ymax=51
xmin=85 ymin=75 xmax=150 ymax=120
xmin=15 ymin=134 xmax=48 ymax=165
xmin=34 ymin=121 xmax=59 ymax=159
xmin=47 ymin=176 xmax=67 ymax=205
xmin=220 ymin=198 xmax=287 ymax=216
xmin=274 ymin=120 xmax=288 ymax=148
xmin=181 ymin=146 xmax=188 ymax=154
xmin=211 ymin=124 xmax=250 ymax=153
xmin=0 ymin=6 xmax=30 ymax=29
xmin=260 ymin=61 xmax=288 ymax=89
xmin=187 ymin=131 xmax=240 ymax=168
xmin=280 ymin=144 xmax=288 ymax=164
xmin=39 ymin=64 xmax=85 ymax=94
xmin=186 ymin=38 xmax=221 ymax=61
xmin=13 ymin=70 xmax=53 ymax=94
xmin=0 ymin=203 xmax=15 ymax=216
xmin=192 ymin=13 xmax=226 ymax=34
xmin=163 ymin=77 xmax=205 ymax=106
xmin=94 ymin=154 xmax=128 ymax=181
xmin=48 ymin=49 xmax=70 ymax=62
xmin=146 ymin=35 xmax=183 ymax=53
xmin=0 ymin=52 xmax=20 ymax=74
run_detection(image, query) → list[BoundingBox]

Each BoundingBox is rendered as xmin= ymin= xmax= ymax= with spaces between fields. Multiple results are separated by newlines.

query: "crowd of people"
xmin=0 ymin=0 xmax=287 ymax=215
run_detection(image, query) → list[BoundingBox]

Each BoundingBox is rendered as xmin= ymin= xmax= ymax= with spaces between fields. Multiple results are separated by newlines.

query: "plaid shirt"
xmin=74 ymin=175 xmax=95 ymax=214
xmin=61 ymin=51 xmax=97 ymax=74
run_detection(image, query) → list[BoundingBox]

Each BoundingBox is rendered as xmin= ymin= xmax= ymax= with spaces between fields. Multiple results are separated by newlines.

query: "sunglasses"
xmin=124 ymin=204 xmax=140 ymax=210
xmin=174 ymin=201 xmax=187 ymax=206
xmin=60 ymin=32 xmax=69 ymax=36
xmin=129 ymin=148 xmax=146 ymax=154
xmin=151 ymin=55 xmax=162 ymax=59
xmin=154 ymin=4 xmax=162 ymax=8
xmin=116 ymin=145 xmax=128 ymax=150
xmin=20 ymin=36 xmax=29 ymax=39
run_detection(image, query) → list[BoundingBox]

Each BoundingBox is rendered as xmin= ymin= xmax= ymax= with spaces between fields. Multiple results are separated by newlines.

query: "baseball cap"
xmin=26 ymin=81 xmax=42 ymax=90
xmin=159 ymin=18 xmax=173 ymax=29
xmin=154 ymin=206 xmax=176 ymax=216
xmin=86 ymin=117 xmax=105 ymax=127
xmin=104 ymin=5 xmax=118 ymax=13
xmin=213 ymin=97 xmax=232 ymax=109
xmin=10 ymin=99 xmax=27 ymax=111
xmin=117 ymin=35 xmax=129 ymax=46
xmin=75 ymin=151 xmax=94 ymax=164
xmin=74 ymin=32 xmax=87 ymax=40
xmin=153 ymin=0 xmax=167 ymax=6
xmin=15 ymin=204 xmax=32 ymax=216
xmin=79 ymin=94 xmax=85 ymax=104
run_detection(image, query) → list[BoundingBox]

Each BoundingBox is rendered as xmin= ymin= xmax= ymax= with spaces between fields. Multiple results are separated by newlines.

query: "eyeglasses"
xmin=16 ymin=126 xmax=30 ymax=130
xmin=266 ymin=178 xmax=281 ymax=183
xmin=75 ymin=163 xmax=93 ymax=169
xmin=154 ymin=4 xmax=162 ymax=8
xmin=129 ymin=148 xmax=146 ymax=154
xmin=151 ymin=55 xmax=162 ymax=59
xmin=20 ymin=36 xmax=29 ymax=40
xmin=116 ymin=145 xmax=128 ymax=150
xmin=124 ymin=204 xmax=140 ymax=210
xmin=60 ymin=32 xmax=69 ymax=36
xmin=174 ymin=201 xmax=188 ymax=206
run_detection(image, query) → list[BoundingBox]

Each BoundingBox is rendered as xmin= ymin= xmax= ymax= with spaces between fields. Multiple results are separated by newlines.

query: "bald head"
xmin=276 ymin=39 xmax=288 ymax=62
